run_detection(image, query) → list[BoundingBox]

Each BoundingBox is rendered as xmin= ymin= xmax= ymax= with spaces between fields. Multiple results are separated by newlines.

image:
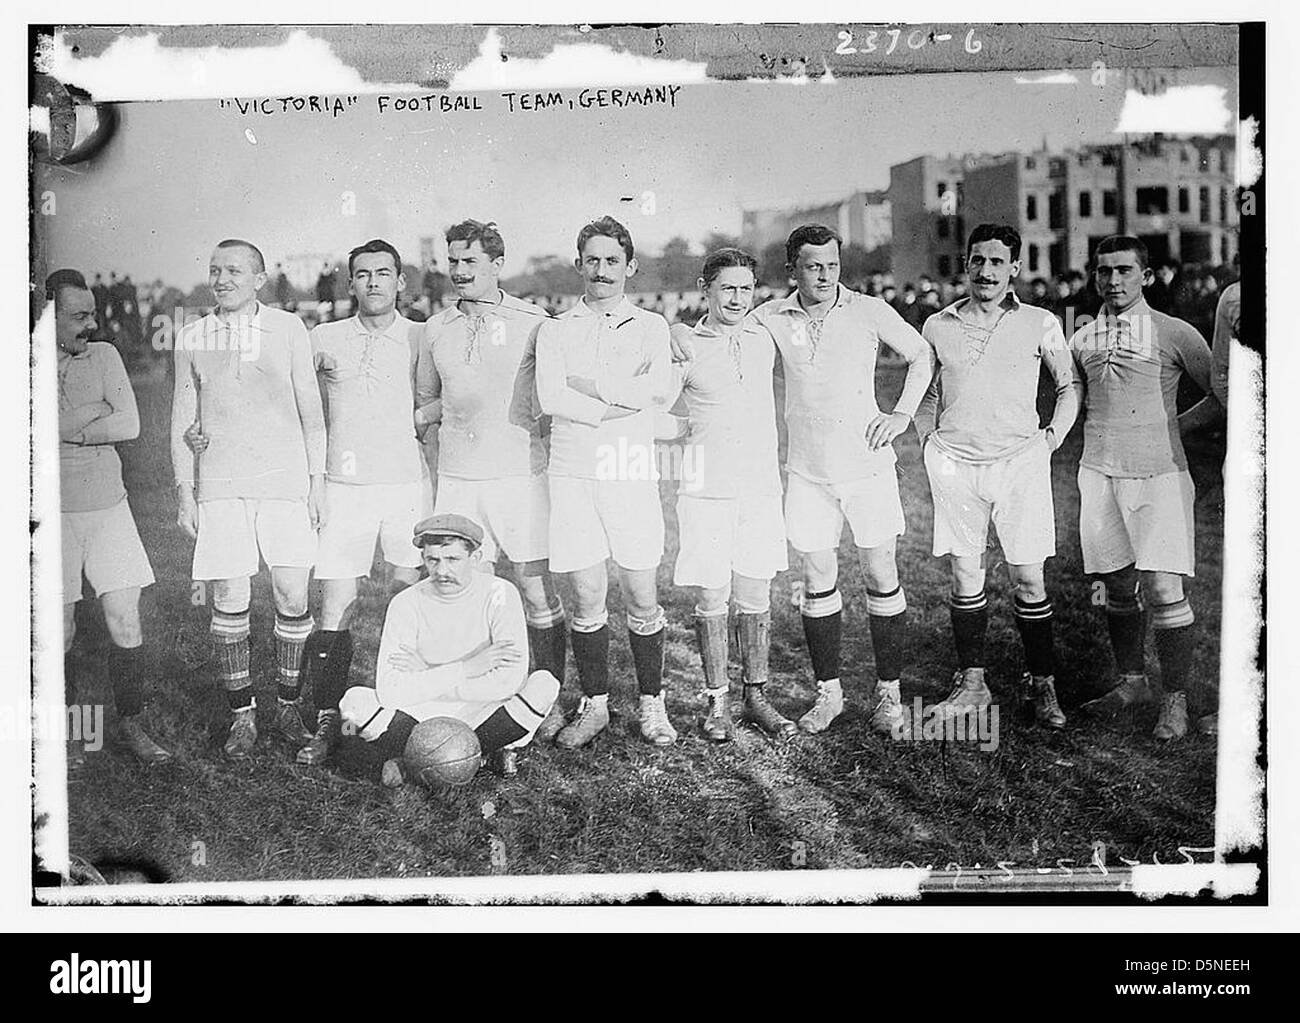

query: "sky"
xmin=36 ymin=66 xmax=1236 ymax=290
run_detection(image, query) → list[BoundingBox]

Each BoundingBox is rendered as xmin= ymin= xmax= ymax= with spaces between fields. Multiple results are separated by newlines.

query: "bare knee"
xmin=731 ymin=574 xmax=770 ymax=614
xmin=950 ymin=557 xmax=986 ymax=597
xmin=1142 ymin=571 xmax=1185 ymax=606
xmin=857 ymin=542 xmax=899 ymax=592
xmin=695 ymin=584 xmax=730 ymax=615
xmin=801 ymin=550 xmax=838 ymax=592
xmin=567 ymin=566 xmax=608 ymax=619
xmin=1008 ymin=564 xmax=1047 ymax=603
xmin=271 ymin=568 xmax=310 ymax=616
xmin=212 ymin=577 xmax=252 ymax=613
xmin=101 ymin=590 xmax=142 ymax=647
xmin=319 ymin=578 xmax=358 ymax=630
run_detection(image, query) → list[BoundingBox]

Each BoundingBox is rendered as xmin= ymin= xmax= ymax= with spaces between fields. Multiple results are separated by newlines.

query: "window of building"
xmin=1026 ymin=194 xmax=1038 ymax=221
xmin=1181 ymin=146 xmax=1190 ymax=163
xmin=1101 ymin=150 xmax=1117 ymax=167
xmin=1178 ymin=187 xmax=1190 ymax=214
xmin=937 ymin=180 xmax=948 ymax=199
xmin=955 ymin=216 xmax=965 ymax=248
xmin=1220 ymin=235 xmax=1230 ymax=263
xmin=937 ymin=217 xmax=949 ymax=239
xmin=1026 ymin=156 xmax=1036 ymax=170
xmin=938 ymin=254 xmax=952 ymax=277
xmin=1079 ymin=190 xmax=1092 ymax=218
xmin=1027 ymin=244 xmax=1039 ymax=272
xmin=1200 ymin=186 xmax=1211 ymax=224
xmin=1048 ymin=192 xmax=1064 ymax=230
xmin=1135 ymin=186 xmax=1169 ymax=214
xmin=1219 ymin=187 xmax=1229 ymax=224
xmin=1103 ymin=190 xmax=1117 ymax=216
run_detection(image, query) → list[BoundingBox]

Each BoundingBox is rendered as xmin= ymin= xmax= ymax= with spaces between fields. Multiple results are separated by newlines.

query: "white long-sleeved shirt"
xmin=311 ymin=313 xmax=423 ymax=486
xmin=535 ymin=296 xmax=672 ymax=480
xmin=1070 ymin=298 xmax=1213 ymax=478
xmin=171 ymin=304 xmax=326 ymax=501
xmin=375 ymin=573 xmax=529 ymax=728
xmin=58 ymin=341 xmax=139 ymax=513
xmin=915 ymin=292 xmax=1077 ymax=464
xmin=415 ymin=291 xmax=550 ymax=479
xmin=753 ymin=285 xmax=932 ymax=485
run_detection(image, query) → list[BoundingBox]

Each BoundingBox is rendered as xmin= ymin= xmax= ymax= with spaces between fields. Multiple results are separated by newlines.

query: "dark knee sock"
xmin=1151 ymin=599 xmax=1196 ymax=692
xmin=475 ymin=707 xmax=528 ymax=755
xmin=629 ymin=625 xmax=666 ymax=696
xmin=570 ymin=625 xmax=610 ymax=697
xmin=306 ymin=630 xmax=354 ymax=714
xmin=1103 ymin=572 xmax=1146 ymax=675
xmin=107 ymin=644 xmax=145 ymax=717
xmin=801 ymin=588 xmax=843 ymax=682
xmin=949 ymin=590 xmax=988 ymax=670
xmin=375 ymin=711 xmax=419 ymax=763
xmin=866 ymin=586 xmax=907 ymax=682
xmin=1013 ymin=597 xmax=1056 ymax=677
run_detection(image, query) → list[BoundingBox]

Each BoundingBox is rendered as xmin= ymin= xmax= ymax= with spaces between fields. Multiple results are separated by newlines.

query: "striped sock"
xmin=212 ymin=607 xmax=252 ymax=710
xmin=1104 ymin=577 xmax=1146 ymax=675
xmin=801 ymin=588 xmax=843 ymax=683
xmin=526 ymin=598 xmax=568 ymax=686
xmin=949 ymin=590 xmax=988 ymax=670
xmin=866 ymin=585 xmax=907 ymax=683
xmin=1151 ymin=598 xmax=1195 ymax=692
xmin=274 ymin=611 xmax=315 ymax=702
xmin=1013 ymin=596 xmax=1056 ymax=677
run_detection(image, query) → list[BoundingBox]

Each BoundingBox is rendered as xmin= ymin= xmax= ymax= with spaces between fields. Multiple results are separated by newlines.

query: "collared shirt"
xmin=171 ymin=304 xmax=326 ymax=501
xmin=58 ymin=341 xmax=139 ymax=513
xmin=665 ymin=314 xmax=781 ymax=499
xmin=1210 ymin=281 xmax=1239 ymax=408
xmin=754 ymin=284 xmax=931 ymax=485
xmin=535 ymin=296 xmax=673 ymax=480
xmin=312 ymin=312 xmax=423 ymax=485
xmin=416 ymin=291 xmax=550 ymax=480
xmin=375 ymin=572 xmax=528 ymax=728
xmin=916 ymin=292 xmax=1077 ymax=464
xmin=1069 ymin=297 xmax=1213 ymax=478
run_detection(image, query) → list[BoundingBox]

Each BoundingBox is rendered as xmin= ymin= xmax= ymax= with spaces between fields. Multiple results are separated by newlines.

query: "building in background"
xmin=741 ymin=134 xmax=1237 ymax=290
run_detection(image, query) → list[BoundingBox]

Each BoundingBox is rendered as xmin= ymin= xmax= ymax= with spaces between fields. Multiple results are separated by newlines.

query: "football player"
xmin=51 ymin=269 xmax=171 ymax=765
xmin=535 ymin=216 xmax=675 ymax=747
xmin=662 ymin=248 xmax=794 ymax=740
xmin=1069 ymin=235 xmax=1219 ymax=740
xmin=415 ymin=220 xmax=568 ymax=743
xmin=339 ymin=514 xmax=560 ymax=784
xmin=750 ymin=225 xmax=932 ymax=735
xmin=914 ymin=224 xmax=1077 ymax=728
xmin=296 ymin=239 xmax=427 ymax=764
xmin=171 ymin=239 xmax=326 ymax=759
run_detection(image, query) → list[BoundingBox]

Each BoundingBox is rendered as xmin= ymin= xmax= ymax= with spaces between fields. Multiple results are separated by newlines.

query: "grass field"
xmin=59 ymin=355 xmax=1225 ymax=884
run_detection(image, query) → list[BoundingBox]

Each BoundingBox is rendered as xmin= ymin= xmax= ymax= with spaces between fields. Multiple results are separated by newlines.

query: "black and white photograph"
xmin=24 ymin=17 xmax=1266 ymax=910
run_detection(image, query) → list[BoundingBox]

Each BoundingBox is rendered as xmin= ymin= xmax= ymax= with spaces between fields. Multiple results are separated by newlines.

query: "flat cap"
xmin=412 ymin=513 xmax=484 ymax=549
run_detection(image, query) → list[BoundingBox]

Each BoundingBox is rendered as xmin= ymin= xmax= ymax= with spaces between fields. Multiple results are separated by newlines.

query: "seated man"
xmin=338 ymin=513 xmax=559 ymax=782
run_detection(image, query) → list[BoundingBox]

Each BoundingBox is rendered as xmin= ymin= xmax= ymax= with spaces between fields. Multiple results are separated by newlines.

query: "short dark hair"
xmin=348 ymin=238 xmax=402 ymax=276
xmin=967 ymin=223 xmax=1022 ymax=261
xmin=576 ymin=216 xmax=634 ymax=261
xmin=785 ymin=224 xmax=841 ymax=266
xmin=215 ymin=238 xmax=266 ymax=274
xmin=1095 ymin=235 xmax=1150 ymax=270
xmin=418 ymin=533 xmax=478 ymax=555
xmin=446 ymin=220 xmax=505 ymax=261
xmin=45 ymin=268 xmax=88 ymax=304
xmin=700 ymin=247 xmax=758 ymax=287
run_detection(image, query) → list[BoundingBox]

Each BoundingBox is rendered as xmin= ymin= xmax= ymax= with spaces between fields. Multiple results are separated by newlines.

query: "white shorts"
xmin=925 ymin=436 xmax=1055 ymax=564
xmin=784 ymin=467 xmax=905 ymax=553
xmin=192 ymin=498 xmax=316 ymax=580
xmin=1077 ymin=466 xmax=1196 ymax=576
xmin=548 ymin=476 xmax=664 ymax=573
xmin=62 ymin=498 xmax=155 ymax=602
xmin=674 ymin=494 xmax=788 ymax=589
xmin=315 ymin=479 xmax=424 ymax=579
xmin=434 ymin=473 xmax=550 ymax=565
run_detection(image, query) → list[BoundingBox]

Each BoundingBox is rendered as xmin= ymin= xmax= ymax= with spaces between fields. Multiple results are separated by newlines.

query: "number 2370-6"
xmin=835 ymin=27 xmax=983 ymax=55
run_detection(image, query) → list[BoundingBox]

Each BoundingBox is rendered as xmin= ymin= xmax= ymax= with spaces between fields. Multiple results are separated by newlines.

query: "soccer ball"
xmin=403 ymin=717 xmax=482 ymax=789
